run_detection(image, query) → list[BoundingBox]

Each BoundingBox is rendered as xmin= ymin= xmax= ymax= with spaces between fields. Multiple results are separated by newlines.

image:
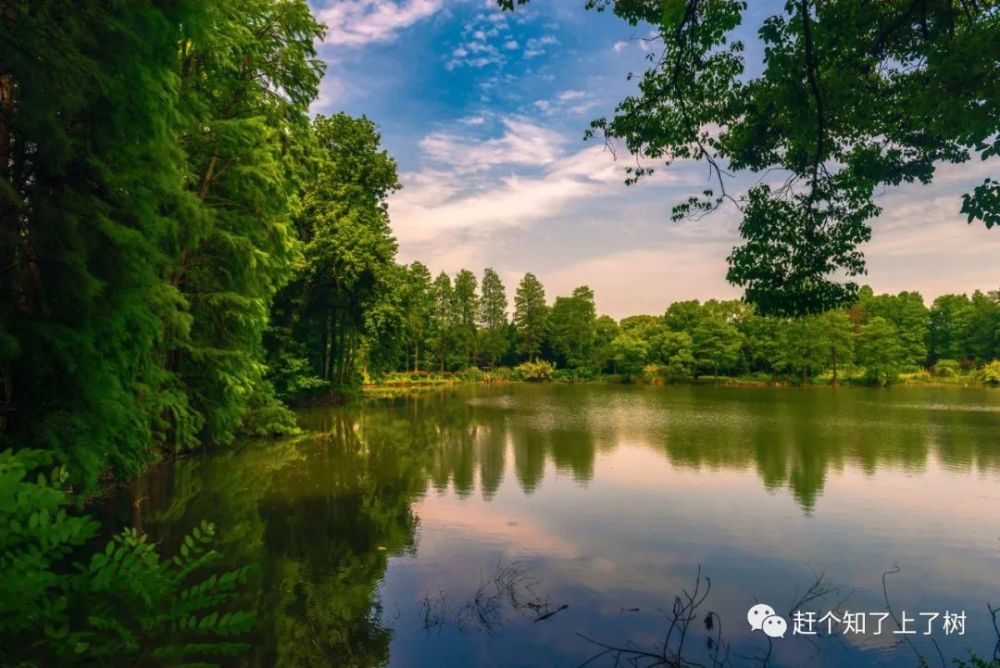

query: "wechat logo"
xmin=748 ymin=603 xmax=787 ymax=639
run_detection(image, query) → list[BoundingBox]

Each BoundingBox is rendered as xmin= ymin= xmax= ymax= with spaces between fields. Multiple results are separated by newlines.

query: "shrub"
xmin=514 ymin=360 xmax=555 ymax=382
xmin=641 ymin=364 xmax=667 ymax=384
xmin=934 ymin=359 xmax=961 ymax=377
xmin=983 ymin=360 xmax=1000 ymax=386
xmin=456 ymin=367 xmax=485 ymax=383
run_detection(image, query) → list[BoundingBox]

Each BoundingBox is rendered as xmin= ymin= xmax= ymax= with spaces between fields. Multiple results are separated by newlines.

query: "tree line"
xmin=371 ymin=269 xmax=1000 ymax=388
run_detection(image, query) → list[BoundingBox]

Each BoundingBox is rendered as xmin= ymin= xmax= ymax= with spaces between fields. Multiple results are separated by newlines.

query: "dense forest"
xmin=1 ymin=0 xmax=998 ymax=666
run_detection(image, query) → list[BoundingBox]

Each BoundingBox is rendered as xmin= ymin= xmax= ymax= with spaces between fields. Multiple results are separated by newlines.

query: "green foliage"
xmin=692 ymin=316 xmax=743 ymax=377
xmin=610 ymin=333 xmax=649 ymax=380
xmin=934 ymin=359 xmax=962 ymax=378
xmin=266 ymin=113 xmax=402 ymax=400
xmin=478 ymin=268 xmax=510 ymax=367
xmin=857 ymin=316 xmax=907 ymax=386
xmin=515 ymin=360 xmax=556 ymax=382
xmin=0 ymin=449 xmax=255 ymax=666
xmin=549 ymin=286 xmax=598 ymax=370
xmin=983 ymin=360 xmax=1000 ymax=386
xmin=513 ymin=273 xmax=549 ymax=361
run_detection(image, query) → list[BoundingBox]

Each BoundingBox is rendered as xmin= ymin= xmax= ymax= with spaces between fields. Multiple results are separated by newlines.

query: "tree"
xmin=692 ymin=316 xmax=743 ymax=378
xmin=610 ymin=333 xmax=648 ymax=380
xmin=428 ymin=273 xmax=456 ymax=372
xmin=166 ymin=0 xmax=325 ymax=444
xmin=857 ymin=316 xmax=907 ymax=385
xmin=478 ymin=268 xmax=509 ymax=367
xmin=401 ymin=262 xmax=433 ymax=372
xmin=499 ymin=0 xmax=1000 ymax=315
xmin=452 ymin=270 xmax=479 ymax=367
xmin=664 ymin=300 xmax=704 ymax=333
xmin=267 ymin=113 xmax=401 ymax=396
xmin=818 ymin=310 xmax=855 ymax=385
xmin=513 ymin=273 xmax=548 ymax=361
xmin=928 ymin=294 xmax=974 ymax=363
xmin=549 ymin=286 xmax=597 ymax=370
xmin=860 ymin=290 xmax=929 ymax=368
xmin=660 ymin=331 xmax=696 ymax=381
xmin=593 ymin=315 xmax=621 ymax=373
xmin=776 ymin=317 xmax=828 ymax=383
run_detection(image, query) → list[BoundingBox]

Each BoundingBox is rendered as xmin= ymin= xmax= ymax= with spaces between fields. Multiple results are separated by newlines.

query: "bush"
xmin=0 ymin=449 xmax=255 ymax=666
xmin=482 ymin=366 xmax=515 ymax=384
xmin=514 ymin=360 xmax=556 ymax=382
xmin=983 ymin=360 xmax=1000 ymax=386
xmin=456 ymin=367 xmax=485 ymax=383
xmin=641 ymin=364 xmax=667 ymax=384
xmin=934 ymin=359 xmax=961 ymax=377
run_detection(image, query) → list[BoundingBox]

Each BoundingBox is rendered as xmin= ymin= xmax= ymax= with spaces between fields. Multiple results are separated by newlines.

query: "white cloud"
xmin=556 ymin=89 xmax=586 ymax=102
xmin=613 ymin=40 xmax=628 ymax=53
xmin=417 ymin=117 xmax=565 ymax=171
xmin=523 ymin=35 xmax=559 ymax=59
xmin=315 ymin=0 xmax=442 ymax=47
xmin=503 ymin=39 xmax=519 ymax=50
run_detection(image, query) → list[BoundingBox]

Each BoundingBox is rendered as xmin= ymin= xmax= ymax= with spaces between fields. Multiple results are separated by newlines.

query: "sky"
xmin=307 ymin=0 xmax=1000 ymax=319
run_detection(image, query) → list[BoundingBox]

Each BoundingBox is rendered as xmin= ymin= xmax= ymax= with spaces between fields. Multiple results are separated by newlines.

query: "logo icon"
xmin=748 ymin=603 xmax=787 ymax=639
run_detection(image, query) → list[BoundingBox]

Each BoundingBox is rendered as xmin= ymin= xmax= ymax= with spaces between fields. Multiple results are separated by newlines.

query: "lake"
xmin=116 ymin=384 xmax=1000 ymax=667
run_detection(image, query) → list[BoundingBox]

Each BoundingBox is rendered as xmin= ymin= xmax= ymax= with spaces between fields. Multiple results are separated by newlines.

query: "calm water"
xmin=118 ymin=385 xmax=1000 ymax=667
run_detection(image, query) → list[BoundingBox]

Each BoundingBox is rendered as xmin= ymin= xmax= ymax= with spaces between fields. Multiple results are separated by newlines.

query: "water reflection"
xmin=119 ymin=385 xmax=1000 ymax=666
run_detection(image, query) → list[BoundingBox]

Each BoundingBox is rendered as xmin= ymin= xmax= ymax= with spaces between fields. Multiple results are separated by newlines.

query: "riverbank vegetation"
xmin=362 ymin=274 xmax=1000 ymax=390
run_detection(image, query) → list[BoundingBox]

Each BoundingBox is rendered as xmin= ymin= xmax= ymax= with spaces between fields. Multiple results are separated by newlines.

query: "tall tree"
xmin=167 ymin=0 xmax=324 ymax=444
xmin=549 ymin=286 xmax=597 ymax=370
xmin=428 ymin=272 xmax=456 ymax=372
xmin=452 ymin=270 xmax=479 ymax=367
xmin=0 ymin=2 xmax=194 ymax=484
xmin=267 ymin=113 xmax=400 ymax=396
xmin=513 ymin=273 xmax=548 ymax=361
xmin=478 ymin=268 xmax=509 ymax=367
xmin=401 ymin=262 xmax=433 ymax=372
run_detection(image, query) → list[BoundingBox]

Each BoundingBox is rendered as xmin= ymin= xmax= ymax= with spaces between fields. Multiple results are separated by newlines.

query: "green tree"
xmin=401 ymin=262 xmax=433 ymax=372
xmin=857 ymin=316 xmax=907 ymax=385
xmin=819 ymin=310 xmax=855 ymax=385
xmin=692 ymin=316 xmax=743 ymax=378
xmin=267 ymin=114 xmax=401 ymax=396
xmin=776 ymin=317 xmax=828 ymax=383
xmin=592 ymin=315 xmax=621 ymax=373
xmin=513 ymin=273 xmax=548 ymax=361
xmin=664 ymin=300 xmax=705 ymax=333
xmin=452 ymin=270 xmax=479 ymax=367
xmin=660 ymin=331 xmax=696 ymax=381
xmin=165 ymin=0 xmax=324 ymax=444
xmin=610 ymin=333 xmax=649 ymax=380
xmin=500 ymin=0 xmax=1000 ymax=314
xmin=0 ymin=1 xmax=194 ymax=486
xmin=860 ymin=290 xmax=929 ymax=368
xmin=549 ymin=286 xmax=597 ymax=370
xmin=428 ymin=272 xmax=457 ymax=372
xmin=928 ymin=294 xmax=974 ymax=363
xmin=478 ymin=268 xmax=509 ymax=367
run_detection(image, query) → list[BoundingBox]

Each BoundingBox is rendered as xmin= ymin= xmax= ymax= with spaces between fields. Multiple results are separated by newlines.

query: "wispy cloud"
xmin=417 ymin=117 xmax=565 ymax=171
xmin=315 ymin=0 xmax=442 ymax=47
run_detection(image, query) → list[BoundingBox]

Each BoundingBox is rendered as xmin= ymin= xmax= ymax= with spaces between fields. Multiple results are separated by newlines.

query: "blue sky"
xmin=308 ymin=0 xmax=1000 ymax=319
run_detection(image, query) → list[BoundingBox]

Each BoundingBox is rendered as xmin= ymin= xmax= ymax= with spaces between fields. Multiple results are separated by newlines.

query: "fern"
xmin=0 ymin=449 xmax=255 ymax=666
